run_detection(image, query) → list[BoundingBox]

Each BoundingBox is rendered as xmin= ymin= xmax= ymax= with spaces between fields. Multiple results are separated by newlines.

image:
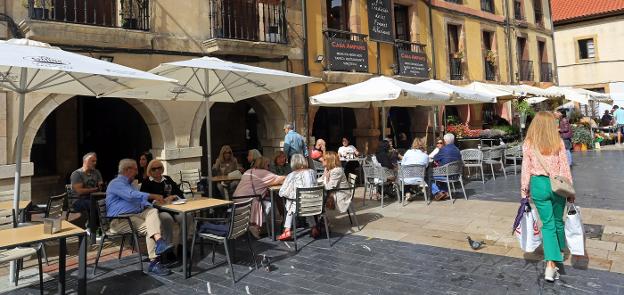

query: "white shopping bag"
xmin=515 ymin=207 xmax=542 ymax=252
xmin=565 ymin=204 xmax=585 ymax=256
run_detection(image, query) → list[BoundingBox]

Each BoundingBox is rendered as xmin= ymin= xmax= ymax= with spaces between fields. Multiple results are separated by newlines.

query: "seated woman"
xmin=212 ymin=145 xmax=241 ymax=198
xmin=400 ymin=138 xmax=429 ymax=200
xmin=232 ymin=156 xmax=285 ymax=239
xmin=276 ymin=154 xmax=318 ymax=240
xmin=319 ymin=151 xmax=352 ymax=213
xmin=137 ymin=151 xmax=153 ymax=184
xmin=375 ymin=140 xmax=399 ymax=181
xmin=140 ymin=159 xmax=193 ymax=256
xmin=269 ymin=151 xmax=292 ymax=176
xmin=310 ymin=139 xmax=326 ymax=161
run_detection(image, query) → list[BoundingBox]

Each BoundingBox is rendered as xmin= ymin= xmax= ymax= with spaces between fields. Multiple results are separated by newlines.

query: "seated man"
xmin=70 ymin=152 xmax=103 ymax=227
xmin=432 ymin=133 xmax=461 ymax=201
xmin=106 ymin=159 xmax=175 ymax=276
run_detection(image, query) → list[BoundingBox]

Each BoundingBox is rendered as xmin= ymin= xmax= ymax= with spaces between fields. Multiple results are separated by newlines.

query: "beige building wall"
xmin=554 ymin=16 xmax=624 ymax=89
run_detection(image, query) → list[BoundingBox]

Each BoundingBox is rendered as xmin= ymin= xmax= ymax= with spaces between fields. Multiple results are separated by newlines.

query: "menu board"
xmin=397 ymin=50 xmax=429 ymax=78
xmin=367 ymin=0 xmax=394 ymax=43
xmin=327 ymin=37 xmax=369 ymax=72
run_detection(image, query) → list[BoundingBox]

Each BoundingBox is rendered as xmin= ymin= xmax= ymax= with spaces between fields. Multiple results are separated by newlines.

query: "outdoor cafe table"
xmin=210 ymin=175 xmax=241 ymax=182
xmin=0 ymin=221 xmax=87 ymax=295
xmin=155 ymin=197 xmax=232 ymax=279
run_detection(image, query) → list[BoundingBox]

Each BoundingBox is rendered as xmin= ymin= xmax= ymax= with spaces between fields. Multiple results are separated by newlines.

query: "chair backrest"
xmin=179 ymin=169 xmax=201 ymax=188
xmin=399 ymin=164 xmax=426 ymax=180
xmin=347 ymin=173 xmax=357 ymax=186
xmin=96 ymin=199 xmax=111 ymax=234
xmin=0 ymin=209 xmax=16 ymax=230
xmin=483 ymin=147 xmax=504 ymax=160
xmin=45 ymin=193 xmax=67 ymax=219
xmin=433 ymin=161 xmax=463 ymax=177
xmin=362 ymin=163 xmax=375 ymax=183
xmin=295 ymin=186 xmax=325 ymax=217
xmin=461 ymin=149 xmax=483 ymax=164
xmin=227 ymin=199 xmax=253 ymax=240
xmin=505 ymin=145 xmax=522 ymax=157
xmin=312 ymin=160 xmax=325 ymax=178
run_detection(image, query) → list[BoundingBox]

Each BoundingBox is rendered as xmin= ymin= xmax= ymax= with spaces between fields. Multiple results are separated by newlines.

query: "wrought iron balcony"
xmin=514 ymin=1 xmax=524 ymax=20
xmin=208 ymin=0 xmax=288 ymax=44
xmin=519 ymin=60 xmax=534 ymax=81
xmin=484 ymin=58 xmax=496 ymax=81
xmin=481 ymin=0 xmax=494 ymax=13
xmin=26 ymin=0 xmax=150 ymax=31
xmin=449 ymin=56 xmax=463 ymax=80
xmin=540 ymin=62 xmax=553 ymax=82
xmin=395 ymin=39 xmax=426 ymax=53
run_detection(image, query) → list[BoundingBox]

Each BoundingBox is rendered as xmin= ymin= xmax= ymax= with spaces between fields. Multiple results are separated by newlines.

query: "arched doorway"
xmin=200 ymin=101 xmax=262 ymax=173
xmin=30 ymin=97 xmax=152 ymax=200
xmin=312 ymin=107 xmax=356 ymax=151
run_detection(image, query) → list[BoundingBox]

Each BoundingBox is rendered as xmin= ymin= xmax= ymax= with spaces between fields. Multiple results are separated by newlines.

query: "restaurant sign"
xmin=327 ymin=37 xmax=369 ymax=72
xmin=367 ymin=0 xmax=394 ymax=43
xmin=397 ymin=50 xmax=429 ymax=78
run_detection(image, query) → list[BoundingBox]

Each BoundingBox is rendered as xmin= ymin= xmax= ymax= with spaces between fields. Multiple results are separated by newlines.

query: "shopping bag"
xmin=565 ymin=204 xmax=585 ymax=256
xmin=515 ymin=203 xmax=542 ymax=252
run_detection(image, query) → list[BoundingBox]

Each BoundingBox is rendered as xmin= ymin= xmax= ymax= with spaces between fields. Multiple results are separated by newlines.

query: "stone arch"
xmin=189 ymin=92 xmax=289 ymax=148
xmin=19 ymin=94 xmax=176 ymax=162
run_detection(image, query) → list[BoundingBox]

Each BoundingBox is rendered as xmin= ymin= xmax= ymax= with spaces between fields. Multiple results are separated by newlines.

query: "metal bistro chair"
xmin=339 ymin=174 xmax=361 ymax=230
xmin=504 ymin=144 xmax=523 ymax=175
xmin=0 ymin=209 xmax=44 ymax=295
xmin=179 ymin=169 xmax=201 ymax=198
xmin=64 ymin=184 xmax=84 ymax=222
xmin=398 ymin=164 xmax=429 ymax=206
xmin=190 ymin=199 xmax=257 ymax=282
xmin=28 ymin=193 xmax=66 ymax=265
xmin=93 ymin=199 xmax=144 ymax=275
xmin=432 ymin=161 xmax=467 ymax=202
xmin=483 ymin=146 xmax=507 ymax=180
xmin=362 ymin=163 xmax=398 ymax=208
xmin=292 ymin=186 xmax=330 ymax=251
xmin=460 ymin=149 xmax=485 ymax=183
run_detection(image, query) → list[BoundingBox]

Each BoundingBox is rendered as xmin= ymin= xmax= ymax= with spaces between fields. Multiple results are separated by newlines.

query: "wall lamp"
xmin=315 ymin=55 xmax=324 ymax=63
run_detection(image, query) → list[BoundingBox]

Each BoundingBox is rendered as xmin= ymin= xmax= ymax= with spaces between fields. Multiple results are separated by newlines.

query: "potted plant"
xmin=571 ymin=126 xmax=592 ymax=151
xmin=485 ymin=50 xmax=497 ymax=64
xmin=22 ymin=0 xmax=52 ymax=20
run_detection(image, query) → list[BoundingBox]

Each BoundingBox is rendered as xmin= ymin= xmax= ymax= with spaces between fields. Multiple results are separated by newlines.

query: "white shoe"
xmin=544 ymin=266 xmax=560 ymax=282
xmin=404 ymin=192 xmax=412 ymax=201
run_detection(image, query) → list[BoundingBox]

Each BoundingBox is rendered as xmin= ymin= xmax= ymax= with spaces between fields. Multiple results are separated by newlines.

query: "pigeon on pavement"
xmin=467 ymin=236 xmax=485 ymax=250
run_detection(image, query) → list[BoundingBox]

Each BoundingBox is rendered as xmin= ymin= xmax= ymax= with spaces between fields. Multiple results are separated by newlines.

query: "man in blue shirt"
xmin=106 ymin=159 xmax=174 ymax=276
xmin=283 ymin=123 xmax=308 ymax=160
xmin=613 ymin=105 xmax=624 ymax=145
xmin=432 ymin=133 xmax=462 ymax=200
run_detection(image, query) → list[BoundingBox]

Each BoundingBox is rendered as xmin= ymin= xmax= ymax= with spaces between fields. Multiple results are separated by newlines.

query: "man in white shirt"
xmin=400 ymin=138 xmax=429 ymax=201
xmin=337 ymin=137 xmax=359 ymax=158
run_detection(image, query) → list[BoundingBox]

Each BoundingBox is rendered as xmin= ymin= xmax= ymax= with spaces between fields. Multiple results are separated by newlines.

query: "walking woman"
xmin=521 ymin=111 xmax=574 ymax=282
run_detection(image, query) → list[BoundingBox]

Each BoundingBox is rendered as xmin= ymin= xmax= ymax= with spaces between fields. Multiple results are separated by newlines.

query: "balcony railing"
xmin=514 ymin=1 xmax=524 ymax=20
xmin=481 ymin=0 xmax=494 ymax=13
xmin=395 ymin=39 xmax=426 ymax=53
xmin=484 ymin=58 xmax=496 ymax=81
xmin=540 ymin=62 xmax=553 ymax=82
xmin=208 ymin=0 xmax=288 ymax=44
xmin=26 ymin=0 xmax=150 ymax=31
xmin=449 ymin=56 xmax=463 ymax=80
xmin=519 ymin=60 xmax=534 ymax=81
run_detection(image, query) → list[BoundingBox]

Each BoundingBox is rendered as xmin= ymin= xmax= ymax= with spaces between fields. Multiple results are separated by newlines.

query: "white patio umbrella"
xmin=107 ymin=57 xmax=319 ymax=196
xmin=0 ymin=39 xmax=176 ymax=221
xmin=464 ymin=81 xmax=517 ymax=100
xmin=415 ymin=80 xmax=497 ymax=104
xmin=0 ymin=38 xmax=176 ymax=284
xmin=526 ymin=96 xmax=549 ymax=105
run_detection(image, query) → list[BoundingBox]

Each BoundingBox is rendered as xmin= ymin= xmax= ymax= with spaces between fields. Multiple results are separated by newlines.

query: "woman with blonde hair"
xmin=319 ymin=151 xmax=352 ymax=213
xmin=521 ymin=111 xmax=574 ymax=282
xmin=211 ymin=145 xmax=240 ymax=198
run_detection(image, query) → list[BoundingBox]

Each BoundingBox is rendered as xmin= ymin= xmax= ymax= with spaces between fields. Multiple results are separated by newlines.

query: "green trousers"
xmin=530 ymin=175 xmax=566 ymax=262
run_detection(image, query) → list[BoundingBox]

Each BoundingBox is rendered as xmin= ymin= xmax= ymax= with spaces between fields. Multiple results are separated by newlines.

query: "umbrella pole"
xmin=204 ymin=96 xmax=213 ymax=198
xmin=381 ymin=103 xmax=386 ymax=140
xmin=10 ymin=69 xmax=27 ymax=283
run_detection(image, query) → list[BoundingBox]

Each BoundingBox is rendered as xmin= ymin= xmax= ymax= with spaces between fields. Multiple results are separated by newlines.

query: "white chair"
xmin=460 ymin=149 xmax=485 ymax=183
xmin=432 ymin=161 xmax=467 ymax=202
xmin=483 ymin=147 xmax=507 ymax=180
xmin=398 ymin=164 xmax=429 ymax=206
xmin=179 ymin=169 xmax=201 ymax=198
xmin=504 ymin=145 xmax=523 ymax=175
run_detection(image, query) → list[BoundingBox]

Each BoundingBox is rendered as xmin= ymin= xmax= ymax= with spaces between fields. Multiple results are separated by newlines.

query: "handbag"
xmin=533 ymin=148 xmax=575 ymax=199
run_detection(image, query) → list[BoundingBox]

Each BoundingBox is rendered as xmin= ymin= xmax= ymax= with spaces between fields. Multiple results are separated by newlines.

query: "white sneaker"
xmin=404 ymin=192 xmax=412 ymax=201
xmin=544 ymin=266 xmax=560 ymax=282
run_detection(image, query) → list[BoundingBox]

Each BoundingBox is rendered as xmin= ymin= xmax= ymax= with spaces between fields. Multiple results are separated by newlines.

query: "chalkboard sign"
xmin=367 ymin=0 xmax=394 ymax=43
xmin=327 ymin=37 xmax=369 ymax=72
xmin=397 ymin=50 xmax=429 ymax=78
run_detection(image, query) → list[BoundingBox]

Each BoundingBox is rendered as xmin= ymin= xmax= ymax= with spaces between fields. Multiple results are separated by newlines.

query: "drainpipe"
xmin=547 ymin=0 xmax=558 ymax=85
xmin=504 ymin=0 xmax=514 ymax=84
xmin=301 ymin=0 xmax=310 ymax=143
xmin=427 ymin=0 xmax=439 ymax=139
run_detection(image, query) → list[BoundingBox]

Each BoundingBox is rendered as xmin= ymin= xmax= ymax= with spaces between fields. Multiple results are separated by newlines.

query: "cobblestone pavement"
xmin=7 ymin=234 xmax=624 ymax=295
xmin=464 ymin=150 xmax=624 ymax=210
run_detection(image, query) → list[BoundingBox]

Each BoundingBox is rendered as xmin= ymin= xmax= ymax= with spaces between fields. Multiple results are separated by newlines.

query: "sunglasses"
xmin=436 ymin=142 xmax=443 ymax=144
xmin=150 ymin=166 xmax=163 ymax=171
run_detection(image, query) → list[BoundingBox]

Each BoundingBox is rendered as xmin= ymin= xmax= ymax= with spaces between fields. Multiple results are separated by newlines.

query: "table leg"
xmin=182 ymin=212 xmax=188 ymax=278
xmin=58 ymin=237 xmax=66 ymax=295
xmin=77 ymin=234 xmax=87 ymax=295
xmin=270 ymin=191 xmax=276 ymax=241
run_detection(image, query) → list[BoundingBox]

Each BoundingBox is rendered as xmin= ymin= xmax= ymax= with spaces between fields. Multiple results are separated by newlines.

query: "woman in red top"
xmin=521 ymin=111 xmax=574 ymax=282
